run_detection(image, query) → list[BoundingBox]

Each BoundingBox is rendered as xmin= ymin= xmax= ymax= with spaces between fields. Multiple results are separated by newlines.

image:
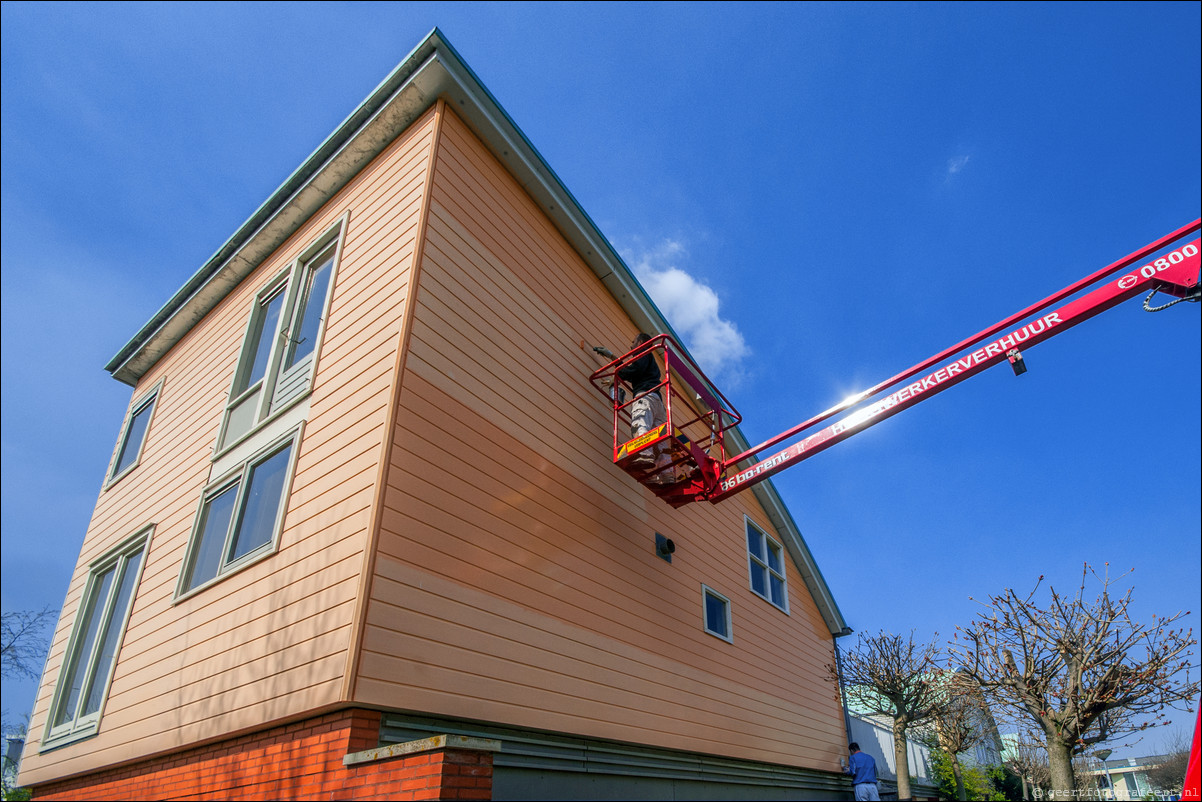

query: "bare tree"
xmin=953 ymin=565 xmax=1198 ymax=801
xmin=1002 ymin=731 xmax=1051 ymax=801
xmin=1 ymin=606 xmax=57 ymax=680
xmin=918 ymin=671 xmax=996 ymax=800
xmin=833 ymin=630 xmax=942 ymax=800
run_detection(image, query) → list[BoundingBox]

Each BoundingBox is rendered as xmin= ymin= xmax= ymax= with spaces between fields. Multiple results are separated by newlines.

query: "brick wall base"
xmin=31 ymin=709 xmax=494 ymax=801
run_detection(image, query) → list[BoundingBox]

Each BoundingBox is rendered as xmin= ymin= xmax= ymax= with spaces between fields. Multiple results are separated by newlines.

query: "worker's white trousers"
xmin=853 ymin=783 xmax=880 ymax=801
xmin=629 ymin=392 xmax=672 ymax=477
xmin=629 ymin=391 xmax=665 ymax=440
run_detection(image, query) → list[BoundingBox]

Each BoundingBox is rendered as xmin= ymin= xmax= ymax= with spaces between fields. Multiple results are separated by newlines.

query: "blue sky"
xmin=3 ymin=1 xmax=1199 ymax=758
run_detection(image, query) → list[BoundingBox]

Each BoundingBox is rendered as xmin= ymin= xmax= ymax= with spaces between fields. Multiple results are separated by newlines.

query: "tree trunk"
xmin=1045 ymin=738 xmax=1076 ymax=801
xmin=893 ymin=719 xmax=912 ymax=800
xmin=949 ymin=753 xmax=967 ymax=801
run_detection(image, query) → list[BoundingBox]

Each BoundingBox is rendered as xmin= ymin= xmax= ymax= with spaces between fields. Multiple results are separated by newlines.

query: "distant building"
xmin=840 ymin=671 xmax=1003 ymax=800
xmin=17 ymin=29 xmax=856 ymax=801
xmin=1080 ymin=754 xmax=1174 ymax=800
xmin=3 ymin=735 xmax=24 ymax=799
xmin=941 ymin=676 xmax=1005 ymax=771
xmin=847 ymin=713 xmax=939 ymax=800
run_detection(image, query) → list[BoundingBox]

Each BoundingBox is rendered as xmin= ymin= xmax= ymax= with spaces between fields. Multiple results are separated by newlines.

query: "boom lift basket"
xmin=590 ymin=334 xmax=741 ymax=506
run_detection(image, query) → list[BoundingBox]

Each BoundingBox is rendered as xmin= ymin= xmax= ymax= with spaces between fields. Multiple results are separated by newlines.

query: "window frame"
xmin=43 ymin=526 xmax=152 ymax=750
xmin=280 ymin=241 xmax=338 ymax=375
xmin=218 ymin=267 xmax=293 ymax=452
xmin=701 ymin=584 xmax=733 ymax=643
xmin=105 ymin=381 xmax=164 ymax=488
xmin=213 ymin=217 xmax=345 ymax=460
xmin=176 ymin=426 xmax=303 ymax=601
xmin=745 ymin=516 xmax=790 ymax=614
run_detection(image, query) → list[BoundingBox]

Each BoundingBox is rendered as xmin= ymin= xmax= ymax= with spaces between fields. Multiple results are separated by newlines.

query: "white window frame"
xmin=105 ymin=380 xmax=164 ymax=488
xmin=745 ymin=516 xmax=789 ymax=613
xmin=176 ymin=426 xmax=303 ymax=601
xmin=701 ymin=584 xmax=733 ymax=643
xmin=213 ymin=216 xmax=346 ymax=460
xmin=43 ymin=526 xmax=152 ymax=749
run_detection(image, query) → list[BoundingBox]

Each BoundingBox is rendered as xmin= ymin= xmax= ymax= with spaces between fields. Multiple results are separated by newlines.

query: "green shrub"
xmin=930 ymin=749 xmax=1007 ymax=801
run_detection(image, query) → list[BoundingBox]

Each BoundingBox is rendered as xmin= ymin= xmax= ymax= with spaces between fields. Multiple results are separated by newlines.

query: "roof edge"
xmin=105 ymin=28 xmax=449 ymax=384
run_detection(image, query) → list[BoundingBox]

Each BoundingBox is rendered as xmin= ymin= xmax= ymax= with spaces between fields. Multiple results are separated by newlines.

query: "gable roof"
xmin=103 ymin=27 xmax=847 ymax=636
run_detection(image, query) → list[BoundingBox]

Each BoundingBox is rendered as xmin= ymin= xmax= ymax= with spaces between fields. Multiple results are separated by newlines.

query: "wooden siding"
xmin=18 ymin=106 xmax=442 ymax=787
xmin=354 ymin=109 xmax=846 ymax=770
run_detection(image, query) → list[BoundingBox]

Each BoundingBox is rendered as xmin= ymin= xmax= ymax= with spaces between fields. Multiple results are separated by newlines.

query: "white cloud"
xmin=947 ymin=155 xmax=971 ymax=175
xmin=624 ymin=240 xmax=750 ymax=386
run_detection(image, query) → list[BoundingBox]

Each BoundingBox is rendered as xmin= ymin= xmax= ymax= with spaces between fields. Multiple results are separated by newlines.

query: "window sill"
xmin=39 ymin=726 xmax=99 ymax=754
xmin=210 ymin=394 xmax=310 ymax=481
xmin=750 ymin=590 xmax=791 ymax=615
xmin=173 ymin=542 xmax=277 ymax=605
xmin=704 ymin=629 xmax=734 ymax=644
xmin=102 ymin=462 xmax=141 ymax=492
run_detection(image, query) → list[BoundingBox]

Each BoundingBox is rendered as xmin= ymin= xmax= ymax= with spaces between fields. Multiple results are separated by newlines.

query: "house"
xmin=18 ymin=29 xmax=852 ymax=800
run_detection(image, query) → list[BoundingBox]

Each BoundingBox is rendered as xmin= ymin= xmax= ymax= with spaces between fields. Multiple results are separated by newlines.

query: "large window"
xmin=746 ymin=518 xmax=788 ymax=612
xmin=217 ymin=227 xmax=342 ymax=454
xmin=107 ymin=384 xmax=161 ymax=485
xmin=46 ymin=529 xmax=151 ymax=747
xmin=179 ymin=431 xmax=300 ymax=597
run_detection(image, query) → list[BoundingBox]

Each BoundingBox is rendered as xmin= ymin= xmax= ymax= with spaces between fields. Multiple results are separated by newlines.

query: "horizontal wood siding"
xmin=19 ymin=107 xmax=441 ymax=787
xmin=356 ymin=109 xmax=846 ymax=770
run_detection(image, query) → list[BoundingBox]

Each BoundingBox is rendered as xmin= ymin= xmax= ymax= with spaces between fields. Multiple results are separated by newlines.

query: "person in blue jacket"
xmin=841 ymin=742 xmax=880 ymax=801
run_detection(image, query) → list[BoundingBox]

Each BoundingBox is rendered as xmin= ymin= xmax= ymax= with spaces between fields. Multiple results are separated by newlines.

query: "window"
xmin=283 ymin=247 xmax=335 ymax=372
xmin=702 ymin=585 xmax=732 ymax=642
xmin=107 ymin=384 xmax=161 ymax=485
xmin=746 ymin=518 xmax=788 ymax=612
xmin=46 ymin=529 xmax=150 ymax=747
xmin=179 ymin=431 xmax=300 ymax=596
xmin=217 ymin=225 xmax=342 ymax=454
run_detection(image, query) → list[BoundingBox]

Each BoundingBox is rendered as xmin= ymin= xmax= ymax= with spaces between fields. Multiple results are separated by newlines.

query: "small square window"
xmin=746 ymin=518 xmax=788 ymax=612
xmin=702 ymin=585 xmax=732 ymax=643
xmin=107 ymin=384 xmax=161 ymax=485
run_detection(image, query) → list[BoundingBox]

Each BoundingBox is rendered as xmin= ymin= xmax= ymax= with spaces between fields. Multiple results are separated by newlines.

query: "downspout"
xmin=833 ymin=627 xmax=855 ymax=746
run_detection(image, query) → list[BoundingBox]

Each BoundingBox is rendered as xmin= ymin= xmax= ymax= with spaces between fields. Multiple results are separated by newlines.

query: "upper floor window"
xmin=746 ymin=518 xmax=788 ymax=612
xmin=178 ymin=429 xmax=300 ymax=597
xmin=45 ymin=528 xmax=151 ymax=748
xmin=217 ymin=223 xmax=343 ymax=454
xmin=106 ymin=383 xmax=162 ymax=486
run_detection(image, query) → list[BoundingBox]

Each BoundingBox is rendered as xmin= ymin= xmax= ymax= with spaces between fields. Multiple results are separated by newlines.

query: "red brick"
xmin=30 ymin=716 xmax=492 ymax=802
xmin=400 ymin=776 xmax=433 ymax=792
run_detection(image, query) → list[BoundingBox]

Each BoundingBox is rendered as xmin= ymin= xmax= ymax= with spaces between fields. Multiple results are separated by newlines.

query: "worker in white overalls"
xmin=617 ymin=333 xmax=673 ymax=483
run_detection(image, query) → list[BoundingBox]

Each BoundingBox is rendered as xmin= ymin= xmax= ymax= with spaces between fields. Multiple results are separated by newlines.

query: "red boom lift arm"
xmin=590 ymin=221 xmax=1201 ymax=795
xmin=590 ymin=220 xmax=1200 ymax=506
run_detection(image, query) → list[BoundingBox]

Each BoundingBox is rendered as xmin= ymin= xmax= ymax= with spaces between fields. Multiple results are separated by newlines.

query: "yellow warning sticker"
xmin=617 ymin=424 xmax=667 ymax=461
